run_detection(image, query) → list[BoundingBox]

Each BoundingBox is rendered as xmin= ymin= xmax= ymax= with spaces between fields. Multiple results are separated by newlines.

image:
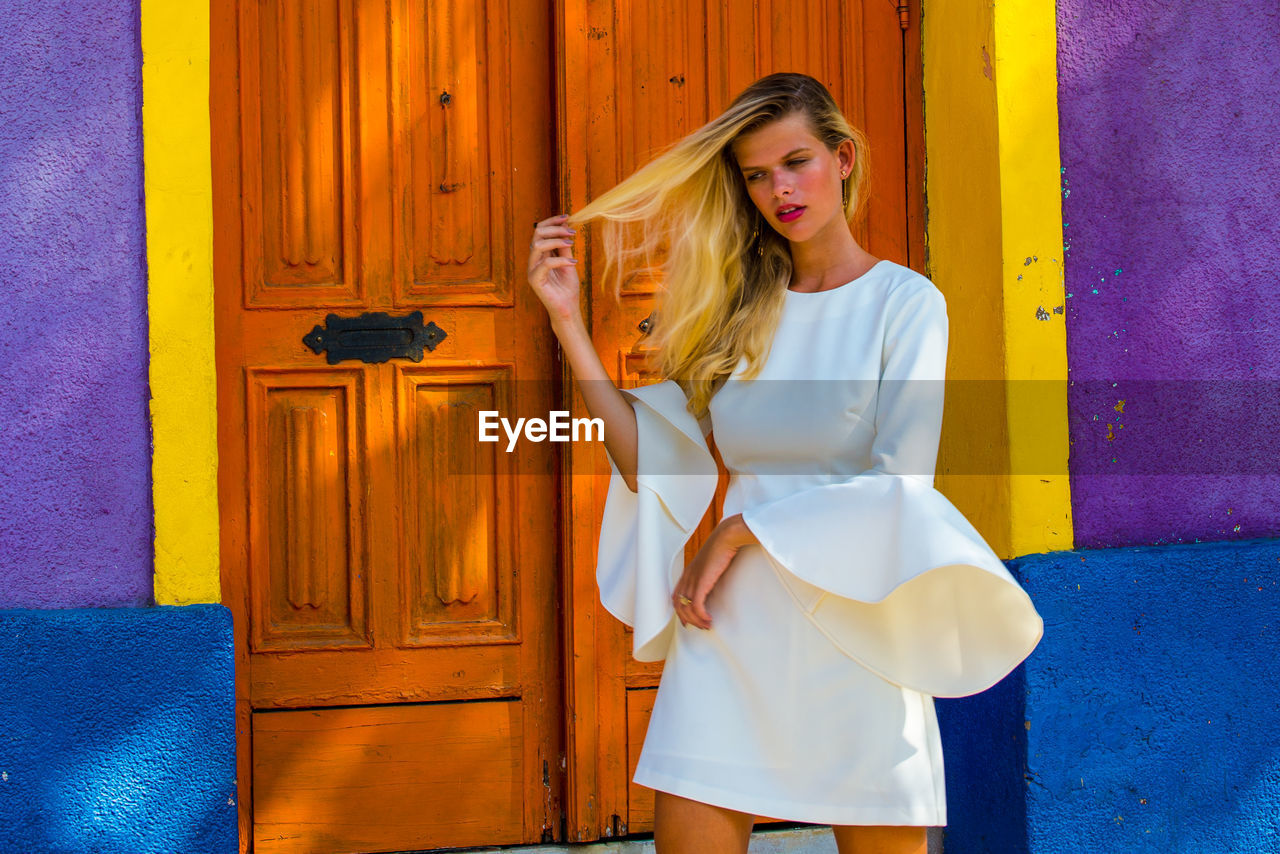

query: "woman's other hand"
xmin=526 ymin=213 xmax=581 ymax=326
xmin=673 ymin=514 xmax=760 ymax=630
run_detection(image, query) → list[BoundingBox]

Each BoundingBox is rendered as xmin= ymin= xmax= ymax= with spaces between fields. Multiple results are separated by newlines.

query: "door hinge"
xmin=897 ymin=2 xmax=910 ymax=30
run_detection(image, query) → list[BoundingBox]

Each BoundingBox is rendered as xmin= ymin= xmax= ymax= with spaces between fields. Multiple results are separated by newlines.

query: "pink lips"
xmin=777 ymin=206 xmax=805 ymax=223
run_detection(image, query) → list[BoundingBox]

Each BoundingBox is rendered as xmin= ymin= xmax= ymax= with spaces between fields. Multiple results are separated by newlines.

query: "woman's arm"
xmin=527 ymin=214 xmax=639 ymax=491
xmin=550 ymin=313 xmax=639 ymax=491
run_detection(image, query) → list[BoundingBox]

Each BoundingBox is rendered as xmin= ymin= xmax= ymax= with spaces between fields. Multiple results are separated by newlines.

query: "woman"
xmin=526 ymin=73 xmax=1043 ymax=854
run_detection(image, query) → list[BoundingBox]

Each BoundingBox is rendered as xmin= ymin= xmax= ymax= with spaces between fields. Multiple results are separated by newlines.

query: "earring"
xmin=752 ymin=221 xmax=763 ymax=257
xmin=841 ymin=170 xmax=848 ymax=208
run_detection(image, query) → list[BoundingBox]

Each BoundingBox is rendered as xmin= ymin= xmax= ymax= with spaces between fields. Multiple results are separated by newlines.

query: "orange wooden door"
xmin=212 ymin=0 xmax=565 ymax=851
xmin=557 ymin=0 xmax=924 ymax=840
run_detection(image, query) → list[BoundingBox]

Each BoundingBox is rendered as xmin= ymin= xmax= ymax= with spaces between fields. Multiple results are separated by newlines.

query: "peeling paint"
xmin=981 ymin=44 xmax=993 ymax=80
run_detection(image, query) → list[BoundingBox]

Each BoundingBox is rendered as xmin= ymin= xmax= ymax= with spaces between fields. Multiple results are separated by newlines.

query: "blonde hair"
xmin=567 ymin=72 xmax=871 ymax=419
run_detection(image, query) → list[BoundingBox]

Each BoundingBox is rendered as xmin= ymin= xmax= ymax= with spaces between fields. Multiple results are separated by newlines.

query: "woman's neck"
xmin=787 ymin=219 xmax=878 ymax=292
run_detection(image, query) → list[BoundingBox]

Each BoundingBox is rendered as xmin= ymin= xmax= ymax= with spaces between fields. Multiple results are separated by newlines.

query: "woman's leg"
xmin=830 ymin=824 xmax=927 ymax=854
xmin=652 ymin=790 xmax=755 ymax=854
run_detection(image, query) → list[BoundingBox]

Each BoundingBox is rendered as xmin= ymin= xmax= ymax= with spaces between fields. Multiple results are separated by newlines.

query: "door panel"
xmin=396 ymin=364 xmax=518 ymax=643
xmin=246 ymin=368 xmax=370 ymax=652
xmin=251 ymin=701 xmax=525 ymax=853
xmin=214 ymin=0 xmax=563 ymax=850
xmin=395 ymin=0 xmax=506 ymax=303
xmin=242 ymin=0 xmax=361 ymax=305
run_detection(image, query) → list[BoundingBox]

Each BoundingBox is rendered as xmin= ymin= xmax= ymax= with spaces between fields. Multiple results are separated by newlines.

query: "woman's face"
xmin=730 ymin=112 xmax=854 ymax=244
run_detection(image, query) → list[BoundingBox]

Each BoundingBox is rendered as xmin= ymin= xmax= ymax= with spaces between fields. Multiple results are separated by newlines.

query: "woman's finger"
xmin=672 ymin=593 xmax=692 ymax=629
xmin=532 ymin=213 xmax=571 ymax=242
xmin=533 ymin=256 xmax=579 ymax=277
xmin=532 ymin=224 xmax=575 ymax=241
xmin=533 ymin=236 xmax=576 ymax=255
xmin=674 ymin=594 xmax=709 ymax=630
xmin=527 ymin=233 xmax=559 ymax=265
xmin=527 ymin=233 xmax=576 ymax=273
xmin=527 ymin=255 xmax=578 ymax=285
xmin=690 ymin=590 xmax=714 ymax=626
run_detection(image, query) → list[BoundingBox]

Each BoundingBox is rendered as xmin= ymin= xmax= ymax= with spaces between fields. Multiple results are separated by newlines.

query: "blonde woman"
xmin=526 ymin=73 xmax=1043 ymax=854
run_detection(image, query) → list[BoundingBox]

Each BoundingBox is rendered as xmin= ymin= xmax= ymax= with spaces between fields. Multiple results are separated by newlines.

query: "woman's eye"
xmin=746 ymin=160 xmax=807 ymax=181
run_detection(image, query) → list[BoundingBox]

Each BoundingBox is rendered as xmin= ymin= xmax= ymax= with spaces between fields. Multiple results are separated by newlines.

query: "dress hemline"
xmin=631 ymin=764 xmax=946 ymax=828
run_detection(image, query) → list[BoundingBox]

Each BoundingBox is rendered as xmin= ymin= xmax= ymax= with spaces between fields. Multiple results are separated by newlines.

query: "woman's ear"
xmin=840 ymin=139 xmax=856 ymax=174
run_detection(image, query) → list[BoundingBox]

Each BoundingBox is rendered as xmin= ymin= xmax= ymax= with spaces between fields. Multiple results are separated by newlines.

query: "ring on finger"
xmin=677 ymin=595 xmax=693 ymax=606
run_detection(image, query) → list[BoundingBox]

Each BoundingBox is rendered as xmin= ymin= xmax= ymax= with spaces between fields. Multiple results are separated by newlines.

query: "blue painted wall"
xmin=0 ymin=605 xmax=237 ymax=853
xmin=941 ymin=545 xmax=1280 ymax=853
xmin=937 ymin=664 xmax=1029 ymax=854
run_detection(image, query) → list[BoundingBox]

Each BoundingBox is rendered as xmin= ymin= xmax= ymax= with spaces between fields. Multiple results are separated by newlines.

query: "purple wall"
xmin=1058 ymin=0 xmax=1280 ymax=547
xmin=0 ymin=0 xmax=152 ymax=607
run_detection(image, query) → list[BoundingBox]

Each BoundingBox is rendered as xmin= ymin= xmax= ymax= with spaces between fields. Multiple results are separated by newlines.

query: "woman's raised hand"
xmin=526 ymin=213 xmax=581 ymax=326
xmin=525 ymin=212 xmax=641 ymax=491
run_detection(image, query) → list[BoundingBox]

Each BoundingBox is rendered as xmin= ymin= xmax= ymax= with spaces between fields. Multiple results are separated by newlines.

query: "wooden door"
xmin=557 ymin=0 xmax=925 ymax=840
xmin=212 ymin=0 xmax=565 ymax=851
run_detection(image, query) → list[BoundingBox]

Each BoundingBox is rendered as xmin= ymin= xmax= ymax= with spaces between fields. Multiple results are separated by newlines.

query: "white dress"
xmin=595 ymin=259 xmax=1044 ymax=826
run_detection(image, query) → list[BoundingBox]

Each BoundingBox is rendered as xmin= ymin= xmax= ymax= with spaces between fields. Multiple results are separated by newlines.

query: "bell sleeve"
xmin=595 ymin=380 xmax=719 ymax=662
xmin=739 ymin=282 xmax=1045 ymax=698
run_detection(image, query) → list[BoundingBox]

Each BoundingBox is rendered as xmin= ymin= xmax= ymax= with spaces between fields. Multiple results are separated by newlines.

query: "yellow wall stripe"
xmin=924 ymin=0 xmax=1073 ymax=556
xmin=993 ymin=0 xmax=1074 ymax=555
xmin=142 ymin=0 xmax=220 ymax=604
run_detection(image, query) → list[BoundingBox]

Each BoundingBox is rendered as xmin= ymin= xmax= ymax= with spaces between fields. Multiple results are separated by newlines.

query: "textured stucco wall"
xmin=0 ymin=605 xmax=237 ymax=853
xmin=936 ymin=621 xmax=1030 ymax=853
xmin=0 ymin=0 xmax=152 ymax=606
xmin=1020 ymin=543 xmax=1280 ymax=852
xmin=1058 ymin=0 xmax=1280 ymax=546
xmin=940 ymin=543 xmax=1280 ymax=853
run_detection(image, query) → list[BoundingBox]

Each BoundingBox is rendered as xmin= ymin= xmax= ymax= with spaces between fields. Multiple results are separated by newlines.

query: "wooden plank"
xmin=904 ymin=0 xmax=926 ymax=273
xmin=625 ymin=688 xmax=657 ymax=832
xmin=556 ymin=0 xmax=608 ymax=840
xmin=252 ymin=701 xmax=524 ymax=852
